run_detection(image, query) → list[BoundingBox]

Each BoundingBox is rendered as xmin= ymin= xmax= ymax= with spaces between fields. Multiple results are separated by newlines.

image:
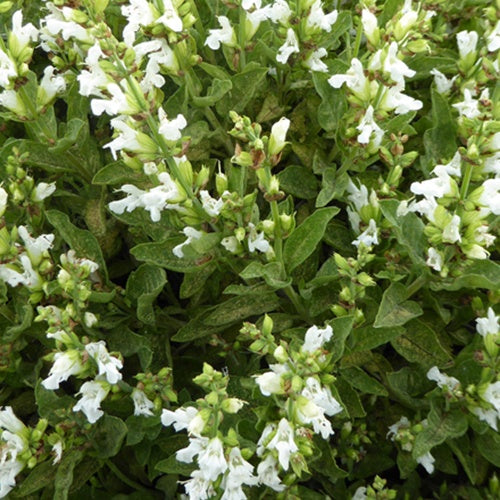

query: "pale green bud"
xmin=274 ymin=345 xmax=288 ymax=363
xmin=0 ymin=1 xmax=13 ymax=13
xmin=221 ymin=398 xmax=246 ymax=414
xmin=262 ymin=314 xmax=273 ymax=336
xmin=268 ymin=117 xmax=290 ymax=156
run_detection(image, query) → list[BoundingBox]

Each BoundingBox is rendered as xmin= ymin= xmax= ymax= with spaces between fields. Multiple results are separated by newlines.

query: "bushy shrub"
xmin=0 ymin=0 xmax=499 ymax=498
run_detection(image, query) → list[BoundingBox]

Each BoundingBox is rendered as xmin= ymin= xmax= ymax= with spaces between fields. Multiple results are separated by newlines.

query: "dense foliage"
xmin=0 ymin=0 xmax=499 ymax=498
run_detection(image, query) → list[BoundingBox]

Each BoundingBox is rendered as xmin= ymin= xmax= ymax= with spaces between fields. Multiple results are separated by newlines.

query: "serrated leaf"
xmin=391 ymin=320 xmax=452 ymax=367
xmin=413 ymin=404 xmax=468 ymax=458
xmin=45 ymin=209 xmax=108 ymax=281
xmin=374 ymin=282 xmax=423 ymax=328
xmin=284 ymin=207 xmax=339 ymax=272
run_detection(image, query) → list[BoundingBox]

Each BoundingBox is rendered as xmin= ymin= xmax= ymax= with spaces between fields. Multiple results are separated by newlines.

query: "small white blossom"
xmin=162 ymin=406 xmax=203 ymax=434
xmin=353 ymin=219 xmax=379 ymax=248
xmin=442 ymin=214 xmax=461 ymax=243
xmin=352 ymin=486 xmax=368 ymax=500
xmin=381 ymin=86 xmax=423 ymax=114
xmin=173 ymin=227 xmax=203 ymax=258
xmin=90 ymin=82 xmax=140 ymax=117
xmin=85 ymin=341 xmax=123 ymax=385
xmin=18 ymin=226 xmax=54 ymax=266
xmin=42 ymin=350 xmax=85 ymax=390
xmin=426 ymin=366 xmax=460 ymax=391
xmin=33 ymin=182 xmax=57 ymax=201
xmin=176 ymin=436 xmax=209 ymax=463
xmin=476 ymin=308 xmax=499 ymax=337
xmin=221 ymin=446 xmax=258 ymax=497
xmin=416 ymin=451 xmax=435 ymax=474
xmin=276 ymin=29 xmax=299 ymax=64
xmin=266 ymin=418 xmax=298 ymax=470
xmin=356 ymin=105 xmax=384 ymax=147
xmin=132 ymin=388 xmax=155 ymax=417
xmin=456 ymin=30 xmax=478 ymax=58
xmin=302 ymin=377 xmax=343 ymax=416
xmin=38 ymin=66 xmax=66 ymax=106
xmin=361 ymin=9 xmax=378 ymax=44
xmin=156 ymin=0 xmax=183 ymax=32
xmin=426 ymin=247 xmax=442 ymax=272
xmin=306 ymin=1 xmax=338 ymax=33
xmin=52 ymin=440 xmax=63 ymax=464
xmin=268 ymin=0 xmax=292 ymax=24
xmin=221 ymin=236 xmax=239 ymax=253
xmin=486 ymin=21 xmax=500 ymax=52
xmin=200 ymin=190 xmax=224 ymax=217
xmin=0 ymin=407 xmax=25 ymax=434
xmin=268 ymin=117 xmax=290 ymax=155
xmin=158 ymin=109 xmax=187 ymax=141
xmin=295 ymin=395 xmax=334 ymax=439
xmin=255 ymin=370 xmax=284 ymax=396
xmin=478 ymin=178 xmax=500 ymax=215
xmin=256 ymin=455 xmax=285 ymax=492
xmin=452 ymin=89 xmax=480 ymax=119
xmin=369 ymin=42 xmax=415 ymax=86
xmin=483 ymin=381 xmax=500 ymax=413
xmin=205 ymin=16 xmax=236 ymax=50
xmin=304 ymin=48 xmax=328 ymax=72
xmin=121 ymin=0 xmax=155 ymax=45
xmin=73 ymin=380 xmax=110 ymax=423
xmin=10 ymin=11 xmax=39 ymax=55
xmin=182 ymin=469 xmax=215 ymax=500
xmin=84 ymin=312 xmax=98 ymax=328
xmin=302 ymin=324 xmax=333 ymax=353
xmin=472 ymin=407 xmax=498 ymax=431
xmin=197 ymin=437 xmax=228 ymax=481
xmin=328 ymin=58 xmax=370 ymax=98
xmin=387 ymin=415 xmax=410 ymax=440
xmin=430 ymin=68 xmax=456 ymax=95
xmin=0 ymin=51 xmax=17 ymax=89
xmin=247 ymin=223 xmax=270 ymax=253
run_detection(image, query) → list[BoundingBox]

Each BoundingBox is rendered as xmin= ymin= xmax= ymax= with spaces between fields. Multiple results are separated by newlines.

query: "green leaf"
xmin=240 ymin=261 xmax=292 ymax=289
xmin=324 ymin=11 xmax=352 ymax=46
xmin=334 ymin=377 xmax=366 ymax=418
xmin=351 ymin=325 xmax=405 ymax=352
xmin=228 ymin=62 xmax=268 ymax=114
xmin=203 ymin=290 xmax=280 ymax=326
xmin=340 ymin=366 xmax=388 ymax=396
xmin=170 ymin=317 xmax=221 ymax=342
xmin=54 ymin=450 xmax=83 ymax=500
xmin=180 ymin=261 xmax=217 ymax=299
xmin=192 ymin=78 xmax=232 ymax=107
xmin=430 ymin=260 xmax=500 ymax=291
xmin=476 ymin=429 xmax=500 ymax=467
xmin=45 ymin=209 xmax=108 ymax=281
xmin=4 ymin=304 xmax=33 ymax=342
xmin=283 ymin=207 xmax=339 ymax=272
xmin=126 ymin=264 xmax=167 ymax=325
xmin=35 ymin=382 xmax=76 ymax=425
xmin=50 ymin=118 xmax=88 ymax=154
xmin=316 ymin=170 xmax=349 ymax=208
xmin=89 ymin=415 xmax=127 ymax=458
xmin=131 ymin=239 xmax=214 ymax=273
xmin=374 ymin=282 xmax=423 ymax=328
xmin=413 ymin=404 xmax=468 ymax=458
xmin=423 ymin=87 xmax=457 ymax=164
xmin=107 ymin=327 xmax=153 ymax=370
xmin=407 ymin=54 xmax=457 ymax=80
xmin=155 ymin=454 xmax=195 ymax=476
xmin=328 ymin=315 xmax=355 ymax=362
xmin=92 ymin=161 xmax=143 ymax=185
xmin=13 ymin=460 xmax=56 ymax=496
xmin=379 ymin=199 xmax=427 ymax=265
xmin=391 ymin=320 xmax=452 ymax=367
xmin=312 ymin=70 xmax=348 ymax=132
xmin=386 ymin=367 xmax=431 ymax=409
xmin=278 ymin=165 xmax=319 ymax=199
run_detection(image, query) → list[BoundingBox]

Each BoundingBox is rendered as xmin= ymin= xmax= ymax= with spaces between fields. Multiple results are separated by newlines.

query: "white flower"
xmin=476 ymin=308 xmax=499 ymax=337
xmin=182 ymin=469 xmax=215 ymax=500
xmin=426 ymin=247 xmax=442 ymax=272
xmin=10 ymin=11 xmax=39 ymax=56
xmin=352 ymin=486 xmax=368 ymax=500
xmin=84 ymin=312 xmax=98 ymax=328
xmin=205 ymin=16 xmax=236 ymax=50
xmin=0 ymin=254 xmax=41 ymax=289
xmin=18 ymin=226 xmax=54 ymax=266
xmin=472 ymin=407 xmax=498 ymax=431
xmin=0 ymin=407 xmax=25 ymax=434
xmin=33 ymin=182 xmax=56 ymax=201
xmin=346 ymin=180 xmax=369 ymax=212
xmin=295 ymin=395 xmax=334 ymax=439
xmin=452 ymin=88 xmax=480 ymax=119
xmin=416 ymin=451 xmax=435 ymax=474
xmin=85 ymin=341 xmax=123 ymax=384
xmin=247 ymin=223 xmax=270 ymax=253
xmin=276 ymin=29 xmax=299 ymax=64
xmin=0 ymin=187 xmax=7 ymax=216
xmin=302 ymin=324 xmax=333 ymax=353
xmin=266 ymin=418 xmax=298 ymax=470
xmin=356 ymin=105 xmax=384 ymax=147
xmin=483 ymin=381 xmax=500 ymax=413
xmin=369 ymin=42 xmax=415 ymax=86
xmin=328 ymin=58 xmax=368 ymax=96
xmin=478 ymin=178 xmax=500 ymax=215
xmin=197 ymin=437 xmax=228 ymax=481
xmin=486 ymin=21 xmax=500 ymax=52
xmin=268 ymin=117 xmax=290 ymax=155
xmin=132 ymin=389 xmax=155 ymax=417
xmin=361 ymin=9 xmax=378 ymax=44
xmin=430 ymin=69 xmax=456 ymax=95
xmin=442 ymin=214 xmax=461 ymax=243
xmin=268 ymin=0 xmax=292 ymax=24
xmin=254 ymin=371 xmax=284 ymax=396
xmin=200 ymin=190 xmax=224 ymax=217
xmin=387 ymin=415 xmax=410 ymax=440
xmin=256 ymin=455 xmax=285 ymax=492
xmin=433 ymin=151 xmax=462 ymax=178
xmin=0 ymin=50 xmax=17 ymax=88
xmin=104 ymin=118 xmax=143 ymax=160
xmin=302 ymin=378 xmax=343 ymax=416
xmin=90 ymin=82 xmax=140 ymax=117
xmin=73 ymin=380 xmax=110 ymax=423
xmin=221 ymin=236 xmax=239 ymax=253
xmin=42 ymin=350 xmax=85 ymax=390
xmin=173 ymin=227 xmax=203 ymax=258
xmin=456 ymin=30 xmax=478 ymax=58
xmin=304 ymin=48 xmax=328 ymax=73
xmin=38 ymin=66 xmax=66 ymax=105
xmin=353 ymin=219 xmax=379 ymax=248
xmin=52 ymin=440 xmax=63 ymax=464
xmin=121 ymin=0 xmax=155 ymax=45
xmin=306 ymin=1 xmax=337 ymax=33
xmin=426 ymin=366 xmax=460 ymax=391
xmin=161 ymin=406 xmax=204 ymax=435
xmin=156 ymin=0 xmax=183 ymax=32
xmin=381 ymin=86 xmax=423 ymax=114
xmin=63 ymin=249 xmax=99 ymax=273
xmin=221 ymin=446 xmax=258 ymax=496
xmin=176 ymin=436 xmax=209 ymax=463
xmin=0 ymin=89 xmax=27 ymax=115
xmin=410 ymin=173 xmax=453 ymax=200
xmin=158 ymin=109 xmax=187 ymax=141
xmin=0 ymin=426 xmax=25 ymax=499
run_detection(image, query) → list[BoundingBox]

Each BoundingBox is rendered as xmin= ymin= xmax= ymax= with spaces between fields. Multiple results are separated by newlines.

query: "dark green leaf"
xmin=192 ymin=78 xmax=232 ymax=107
xmin=430 ymin=260 xmax=500 ymax=291
xmin=89 ymin=415 xmax=127 ymax=458
xmin=284 ymin=207 xmax=339 ymax=272
xmin=92 ymin=161 xmax=143 ymax=185
xmin=476 ymin=429 xmax=500 ymax=467
xmin=351 ymin=325 xmax=405 ymax=352
xmin=340 ymin=366 xmax=388 ymax=396
xmin=54 ymin=450 xmax=83 ymax=500
xmin=374 ymin=282 xmax=423 ymax=328
xmin=278 ymin=165 xmax=319 ymax=199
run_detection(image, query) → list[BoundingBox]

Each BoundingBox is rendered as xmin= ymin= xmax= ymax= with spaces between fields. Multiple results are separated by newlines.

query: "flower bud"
xmin=274 ymin=345 xmax=288 ymax=363
xmin=262 ymin=314 xmax=273 ymax=336
xmin=268 ymin=117 xmax=290 ymax=156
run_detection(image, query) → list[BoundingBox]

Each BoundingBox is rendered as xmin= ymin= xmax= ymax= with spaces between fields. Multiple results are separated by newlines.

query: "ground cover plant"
xmin=0 ymin=0 xmax=499 ymax=497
